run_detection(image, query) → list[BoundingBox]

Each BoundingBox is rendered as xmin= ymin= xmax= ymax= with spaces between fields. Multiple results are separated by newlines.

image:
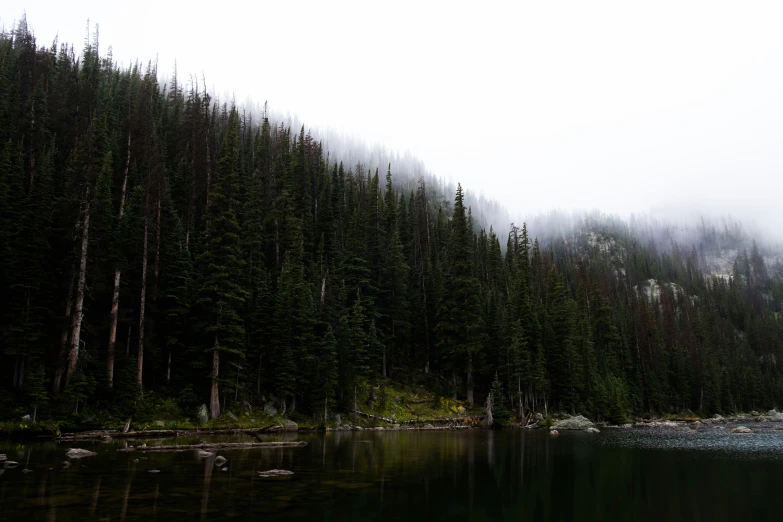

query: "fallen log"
xmin=257 ymin=469 xmax=294 ymax=477
xmin=354 ymin=410 xmax=396 ymax=424
xmin=402 ymin=415 xmax=487 ymax=424
xmin=58 ymin=426 xmax=281 ymax=441
xmin=119 ymin=441 xmax=307 ymax=453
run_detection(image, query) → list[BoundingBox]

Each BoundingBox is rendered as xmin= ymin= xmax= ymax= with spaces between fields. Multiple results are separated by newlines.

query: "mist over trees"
xmin=1 ymin=22 xmax=782 ymax=427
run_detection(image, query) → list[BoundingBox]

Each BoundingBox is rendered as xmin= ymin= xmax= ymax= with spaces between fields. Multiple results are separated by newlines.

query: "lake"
xmin=1 ymin=424 xmax=782 ymax=521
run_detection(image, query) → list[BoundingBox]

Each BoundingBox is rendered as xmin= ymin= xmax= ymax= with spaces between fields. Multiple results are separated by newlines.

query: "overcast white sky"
xmin=4 ymin=0 xmax=783 ymax=237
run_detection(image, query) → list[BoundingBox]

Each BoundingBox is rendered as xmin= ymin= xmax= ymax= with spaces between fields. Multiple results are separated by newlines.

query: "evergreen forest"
xmin=2 ymin=22 xmax=783 ymax=430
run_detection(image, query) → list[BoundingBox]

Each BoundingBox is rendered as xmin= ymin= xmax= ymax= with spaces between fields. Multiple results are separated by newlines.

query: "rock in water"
xmin=4 ymin=461 xmax=19 ymax=468
xmin=221 ymin=467 xmax=228 ymax=471
xmin=550 ymin=430 xmax=560 ymax=437
xmin=197 ymin=404 xmax=209 ymax=424
xmin=553 ymin=415 xmax=595 ymax=430
xmin=66 ymin=448 xmax=97 ymax=459
xmin=148 ymin=469 xmax=160 ymax=473
xmin=283 ymin=419 xmax=298 ymax=432
xmin=214 ymin=456 xmax=227 ymax=467
xmin=731 ymin=426 xmax=753 ymax=434
xmin=586 ymin=427 xmax=600 ymax=434
xmin=197 ymin=450 xmax=213 ymax=458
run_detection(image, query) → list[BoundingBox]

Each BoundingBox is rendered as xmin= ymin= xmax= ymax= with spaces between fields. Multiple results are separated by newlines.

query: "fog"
xmin=4 ymin=0 xmax=782 ymax=245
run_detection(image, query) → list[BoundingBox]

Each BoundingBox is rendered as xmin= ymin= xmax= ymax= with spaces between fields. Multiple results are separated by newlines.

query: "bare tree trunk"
xmin=466 ymin=355 xmax=474 ymax=407
xmin=137 ymin=209 xmax=149 ymax=393
xmin=107 ymin=268 xmax=121 ymax=387
xmin=107 ymin=132 xmax=131 ymax=388
xmin=167 ymin=349 xmax=172 ymax=384
xmin=152 ymin=191 xmax=161 ymax=301
xmin=53 ymin=265 xmax=76 ymax=394
xmin=65 ymin=185 xmax=91 ymax=387
xmin=210 ymin=341 xmax=220 ymax=419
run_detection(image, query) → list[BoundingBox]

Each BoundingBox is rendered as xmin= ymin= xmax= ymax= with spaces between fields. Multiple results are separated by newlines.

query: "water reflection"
xmin=0 ymin=428 xmax=782 ymax=521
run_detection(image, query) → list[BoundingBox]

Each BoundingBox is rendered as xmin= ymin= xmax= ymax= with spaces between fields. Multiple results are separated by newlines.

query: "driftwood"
xmin=257 ymin=469 xmax=294 ymax=477
xmin=354 ymin=410 xmax=396 ymax=424
xmin=402 ymin=415 xmax=487 ymax=425
xmin=58 ymin=426 xmax=281 ymax=441
xmin=119 ymin=441 xmax=307 ymax=453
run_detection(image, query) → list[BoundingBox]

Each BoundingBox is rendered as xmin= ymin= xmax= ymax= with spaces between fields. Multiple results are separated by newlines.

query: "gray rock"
xmin=197 ymin=450 xmax=213 ymax=458
xmin=392 ymin=424 xmax=401 ymax=430
xmin=534 ymin=413 xmax=544 ymax=421
xmin=197 ymin=404 xmax=209 ymax=424
xmin=21 ymin=414 xmax=30 ymax=421
xmin=553 ymin=415 xmax=594 ymax=430
xmin=731 ymin=426 xmax=753 ymax=434
xmin=221 ymin=467 xmax=228 ymax=471
xmin=550 ymin=430 xmax=559 ymax=437
xmin=0 ymin=454 xmax=6 ymax=461
xmin=712 ymin=414 xmax=724 ymax=420
xmin=264 ymin=403 xmax=278 ymax=417
xmin=214 ymin=456 xmax=227 ymax=467
xmin=148 ymin=469 xmax=160 ymax=473
xmin=4 ymin=461 xmax=19 ymax=468
xmin=766 ymin=409 xmax=782 ymax=420
xmin=154 ymin=420 xmax=166 ymax=427
xmin=586 ymin=427 xmax=600 ymax=434
xmin=283 ymin=419 xmax=298 ymax=431
xmin=422 ymin=423 xmax=435 ymax=429
xmin=66 ymin=448 xmax=97 ymax=459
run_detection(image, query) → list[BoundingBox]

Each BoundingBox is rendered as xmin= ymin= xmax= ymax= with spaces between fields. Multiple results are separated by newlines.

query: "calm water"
xmin=1 ymin=424 xmax=783 ymax=521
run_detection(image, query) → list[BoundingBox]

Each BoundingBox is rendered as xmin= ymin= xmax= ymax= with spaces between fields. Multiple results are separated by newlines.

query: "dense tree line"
xmin=1 ymin=23 xmax=782 ymax=425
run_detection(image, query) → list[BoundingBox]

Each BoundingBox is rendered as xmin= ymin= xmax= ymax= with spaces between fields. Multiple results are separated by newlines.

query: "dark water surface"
xmin=2 ymin=425 xmax=783 ymax=521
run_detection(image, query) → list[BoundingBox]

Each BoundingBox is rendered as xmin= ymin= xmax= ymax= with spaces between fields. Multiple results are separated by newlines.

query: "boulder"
xmin=214 ymin=456 xmax=227 ymax=467
xmin=534 ymin=413 xmax=544 ymax=422
xmin=731 ymin=426 xmax=753 ymax=434
xmin=549 ymin=430 xmax=559 ymax=437
xmin=197 ymin=450 xmax=213 ymax=458
xmin=263 ymin=403 xmax=278 ymax=417
xmin=66 ymin=448 xmax=97 ymax=459
xmin=586 ymin=427 xmax=600 ymax=434
xmin=553 ymin=415 xmax=594 ymax=430
xmin=154 ymin=420 xmax=166 ymax=427
xmin=282 ymin=419 xmax=298 ymax=432
xmin=4 ymin=461 xmax=19 ymax=469
xmin=197 ymin=404 xmax=209 ymax=424
xmin=0 ymin=454 xmax=6 ymax=461
xmin=712 ymin=414 xmax=724 ymax=421
xmin=766 ymin=409 xmax=782 ymax=420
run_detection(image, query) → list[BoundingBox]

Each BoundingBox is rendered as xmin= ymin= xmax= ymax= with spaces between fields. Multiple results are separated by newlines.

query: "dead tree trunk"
xmin=137 ymin=209 xmax=149 ymax=392
xmin=107 ymin=132 xmax=131 ymax=388
xmin=466 ymin=354 xmax=474 ymax=407
xmin=210 ymin=341 xmax=220 ymax=419
xmin=65 ymin=185 xmax=91 ymax=388
xmin=53 ymin=264 xmax=76 ymax=394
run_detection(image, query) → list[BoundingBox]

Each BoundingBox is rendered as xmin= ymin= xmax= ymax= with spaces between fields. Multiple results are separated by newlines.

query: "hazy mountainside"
xmin=1 ymin=22 xmax=782 ymax=431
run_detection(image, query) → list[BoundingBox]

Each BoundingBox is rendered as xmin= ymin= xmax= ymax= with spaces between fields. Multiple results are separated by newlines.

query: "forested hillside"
xmin=1 ymin=23 xmax=782 ymax=428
